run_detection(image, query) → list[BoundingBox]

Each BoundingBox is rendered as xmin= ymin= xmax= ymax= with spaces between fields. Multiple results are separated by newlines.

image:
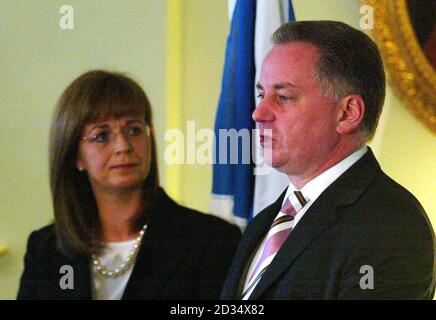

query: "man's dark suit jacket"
xmin=221 ymin=150 xmax=435 ymax=299
xmin=17 ymin=188 xmax=241 ymax=299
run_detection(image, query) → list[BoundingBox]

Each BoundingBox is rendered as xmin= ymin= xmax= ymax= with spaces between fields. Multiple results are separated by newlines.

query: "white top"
xmin=242 ymin=146 xmax=368 ymax=298
xmin=91 ymin=239 xmax=137 ymax=300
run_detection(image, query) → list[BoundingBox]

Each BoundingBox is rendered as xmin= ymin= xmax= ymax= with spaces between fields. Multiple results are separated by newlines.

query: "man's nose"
xmin=252 ymin=98 xmax=275 ymax=123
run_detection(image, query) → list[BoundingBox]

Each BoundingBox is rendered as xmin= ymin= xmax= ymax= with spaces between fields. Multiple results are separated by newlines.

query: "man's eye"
xmin=279 ymin=95 xmax=291 ymax=102
xmin=256 ymin=93 xmax=264 ymax=100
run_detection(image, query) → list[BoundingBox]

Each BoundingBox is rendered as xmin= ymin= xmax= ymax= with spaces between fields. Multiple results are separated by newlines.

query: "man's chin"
xmin=263 ymin=157 xmax=284 ymax=170
xmin=266 ymin=158 xmax=294 ymax=174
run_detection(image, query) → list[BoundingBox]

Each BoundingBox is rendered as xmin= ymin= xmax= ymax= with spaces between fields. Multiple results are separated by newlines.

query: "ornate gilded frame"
xmin=364 ymin=0 xmax=436 ymax=133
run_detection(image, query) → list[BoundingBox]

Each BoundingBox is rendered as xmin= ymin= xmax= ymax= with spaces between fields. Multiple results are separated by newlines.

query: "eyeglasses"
xmin=81 ymin=123 xmax=150 ymax=145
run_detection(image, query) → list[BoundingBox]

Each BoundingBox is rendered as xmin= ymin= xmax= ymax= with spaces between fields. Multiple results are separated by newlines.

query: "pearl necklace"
xmin=92 ymin=224 xmax=147 ymax=278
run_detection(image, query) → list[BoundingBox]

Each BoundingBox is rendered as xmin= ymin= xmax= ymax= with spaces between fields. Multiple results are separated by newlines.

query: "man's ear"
xmin=336 ymin=95 xmax=365 ymax=135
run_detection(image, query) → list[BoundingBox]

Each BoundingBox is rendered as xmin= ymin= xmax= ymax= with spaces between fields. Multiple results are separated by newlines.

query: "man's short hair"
xmin=272 ymin=21 xmax=386 ymax=141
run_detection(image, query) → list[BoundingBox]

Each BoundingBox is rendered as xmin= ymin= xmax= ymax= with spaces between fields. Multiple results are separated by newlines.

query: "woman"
xmin=17 ymin=70 xmax=241 ymax=300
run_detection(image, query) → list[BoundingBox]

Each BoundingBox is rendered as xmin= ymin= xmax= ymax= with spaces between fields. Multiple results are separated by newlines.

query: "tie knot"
xmin=280 ymin=191 xmax=309 ymax=217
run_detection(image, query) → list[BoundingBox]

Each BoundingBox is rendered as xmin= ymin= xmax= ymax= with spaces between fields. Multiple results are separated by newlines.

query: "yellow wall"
xmin=175 ymin=0 xmax=229 ymax=207
xmin=1 ymin=0 xmax=434 ymax=299
xmin=373 ymin=89 xmax=436 ymax=223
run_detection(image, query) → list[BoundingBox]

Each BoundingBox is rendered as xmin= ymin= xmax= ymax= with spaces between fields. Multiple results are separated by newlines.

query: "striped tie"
xmin=241 ymin=191 xmax=309 ymax=299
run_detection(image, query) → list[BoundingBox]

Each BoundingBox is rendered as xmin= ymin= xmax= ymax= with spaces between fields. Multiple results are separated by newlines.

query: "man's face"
xmin=253 ymin=42 xmax=341 ymax=178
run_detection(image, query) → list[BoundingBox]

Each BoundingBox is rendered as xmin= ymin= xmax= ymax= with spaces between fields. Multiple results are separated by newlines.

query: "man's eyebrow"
xmin=256 ymin=82 xmax=298 ymax=90
xmin=272 ymin=82 xmax=298 ymax=90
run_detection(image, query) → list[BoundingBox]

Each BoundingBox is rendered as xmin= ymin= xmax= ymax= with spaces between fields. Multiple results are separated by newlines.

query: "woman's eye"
xmin=127 ymin=126 xmax=143 ymax=136
xmin=256 ymin=93 xmax=264 ymax=100
xmin=93 ymin=131 xmax=109 ymax=143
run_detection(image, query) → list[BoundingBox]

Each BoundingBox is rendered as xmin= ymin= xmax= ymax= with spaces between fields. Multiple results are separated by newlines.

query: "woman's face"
xmin=76 ymin=116 xmax=152 ymax=195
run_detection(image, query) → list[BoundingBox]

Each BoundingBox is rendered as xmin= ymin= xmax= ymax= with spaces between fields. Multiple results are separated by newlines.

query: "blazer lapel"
xmin=248 ymin=148 xmax=381 ymax=299
xmin=122 ymin=189 xmax=190 ymax=299
xmin=223 ymin=189 xmax=287 ymax=299
xmin=249 ymin=195 xmax=338 ymax=300
xmin=70 ymin=256 xmax=92 ymax=299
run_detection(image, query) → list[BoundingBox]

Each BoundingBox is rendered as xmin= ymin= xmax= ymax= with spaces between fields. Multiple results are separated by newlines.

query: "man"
xmin=221 ymin=21 xmax=435 ymax=300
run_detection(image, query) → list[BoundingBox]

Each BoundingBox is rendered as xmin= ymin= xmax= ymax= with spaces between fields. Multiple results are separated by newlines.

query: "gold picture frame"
xmin=364 ymin=0 xmax=436 ymax=133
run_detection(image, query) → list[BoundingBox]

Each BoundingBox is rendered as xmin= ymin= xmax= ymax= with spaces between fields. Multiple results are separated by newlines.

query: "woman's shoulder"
xmin=153 ymin=188 xmax=239 ymax=238
xmin=167 ymin=202 xmax=241 ymax=240
xmin=25 ymin=224 xmax=56 ymax=248
xmin=152 ymin=188 xmax=242 ymax=244
xmin=183 ymin=206 xmax=237 ymax=229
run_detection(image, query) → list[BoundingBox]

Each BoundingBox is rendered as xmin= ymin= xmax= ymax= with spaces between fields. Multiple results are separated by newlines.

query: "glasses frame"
xmin=81 ymin=123 xmax=151 ymax=145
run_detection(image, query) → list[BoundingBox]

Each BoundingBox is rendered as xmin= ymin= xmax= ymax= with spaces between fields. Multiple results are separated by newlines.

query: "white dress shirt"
xmin=91 ymin=240 xmax=137 ymax=300
xmin=242 ymin=146 xmax=368 ymax=298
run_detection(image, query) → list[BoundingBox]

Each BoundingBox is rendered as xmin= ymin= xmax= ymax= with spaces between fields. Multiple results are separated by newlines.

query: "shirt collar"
xmin=284 ymin=146 xmax=368 ymax=204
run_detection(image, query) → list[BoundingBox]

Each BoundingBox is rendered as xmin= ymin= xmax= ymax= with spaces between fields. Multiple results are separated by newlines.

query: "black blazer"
xmin=17 ymin=188 xmax=241 ymax=299
xmin=221 ymin=150 xmax=435 ymax=299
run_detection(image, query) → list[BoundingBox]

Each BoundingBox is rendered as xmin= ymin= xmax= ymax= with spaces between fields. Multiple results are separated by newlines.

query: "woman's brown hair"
xmin=49 ymin=70 xmax=159 ymax=257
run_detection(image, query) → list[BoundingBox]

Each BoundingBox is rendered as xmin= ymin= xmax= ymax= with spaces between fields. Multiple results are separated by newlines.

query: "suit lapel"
xmin=69 ymin=256 xmax=92 ymax=299
xmin=248 ymin=149 xmax=381 ymax=299
xmin=249 ymin=195 xmax=338 ymax=299
xmin=121 ymin=218 xmax=189 ymax=299
xmin=121 ymin=189 xmax=190 ymax=299
xmin=223 ymin=189 xmax=287 ymax=298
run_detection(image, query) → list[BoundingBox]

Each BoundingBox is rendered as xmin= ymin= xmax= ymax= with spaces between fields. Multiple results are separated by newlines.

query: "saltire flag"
xmin=210 ymin=0 xmax=296 ymax=229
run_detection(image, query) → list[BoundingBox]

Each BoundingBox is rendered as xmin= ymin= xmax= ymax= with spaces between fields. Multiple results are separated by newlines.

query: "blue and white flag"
xmin=210 ymin=0 xmax=296 ymax=229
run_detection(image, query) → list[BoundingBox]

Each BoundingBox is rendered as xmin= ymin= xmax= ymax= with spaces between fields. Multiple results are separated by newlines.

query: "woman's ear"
xmin=145 ymin=124 xmax=152 ymax=136
xmin=76 ymin=158 xmax=85 ymax=171
xmin=336 ymin=95 xmax=365 ymax=135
